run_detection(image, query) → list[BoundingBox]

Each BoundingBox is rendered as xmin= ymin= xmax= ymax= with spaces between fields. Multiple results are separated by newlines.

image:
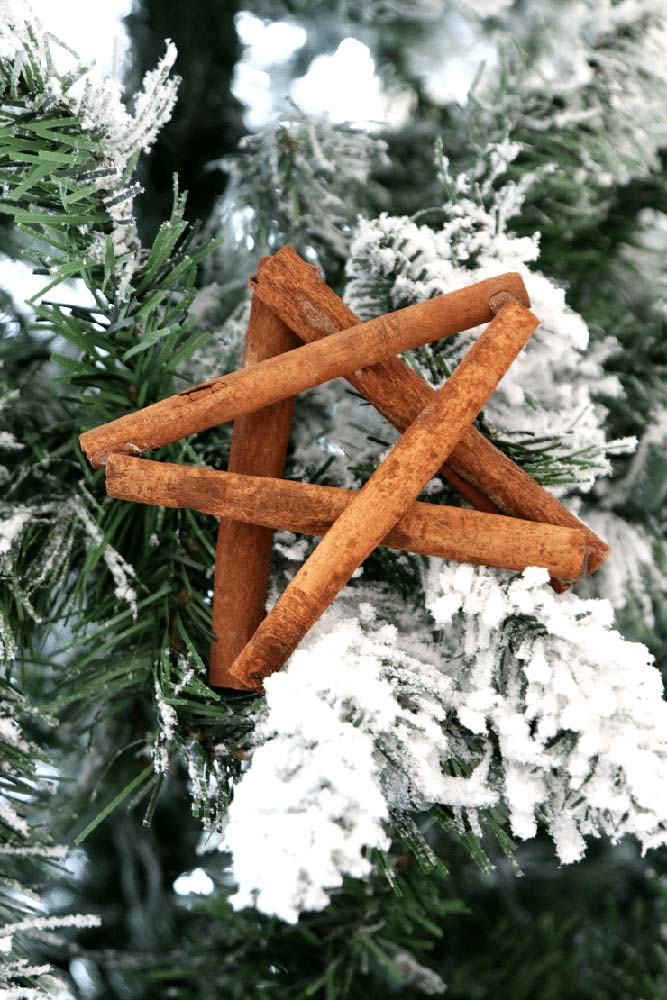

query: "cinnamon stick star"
xmin=229 ymin=299 xmax=539 ymax=689
xmin=82 ymin=246 xmax=609 ymax=692
xmin=251 ymin=245 xmax=609 ymax=578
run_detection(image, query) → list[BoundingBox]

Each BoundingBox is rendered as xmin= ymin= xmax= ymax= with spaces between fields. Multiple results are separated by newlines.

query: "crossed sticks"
xmin=81 ymin=246 xmax=608 ymax=691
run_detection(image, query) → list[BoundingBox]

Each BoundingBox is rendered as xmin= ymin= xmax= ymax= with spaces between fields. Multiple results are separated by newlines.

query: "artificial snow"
xmin=424 ymin=563 xmax=667 ymax=859
xmin=224 ymin=563 xmax=663 ymax=921
xmin=0 ymin=510 xmax=32 ymax=557
xmin=224 ymin=622 xmax=394 ymax=922
xmin=0 ymin=0 xmax=179 ymax=292
xmin=0 ymin=913 xmax=101 ymax=962
xmin=0 ymin=432 xmax=22 ymax=450
xmin=73 ymin=501 xmax=138 ymax=617
xmin=345 ymin=141 xmax=628 ymax=493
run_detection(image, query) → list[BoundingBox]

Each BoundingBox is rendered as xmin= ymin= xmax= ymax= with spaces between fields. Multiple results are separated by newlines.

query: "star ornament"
xmin=81 ymin=246 xmax=609 ymax=691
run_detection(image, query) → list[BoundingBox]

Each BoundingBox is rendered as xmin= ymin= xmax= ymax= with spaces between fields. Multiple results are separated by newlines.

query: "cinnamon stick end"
xmin=79 ymin=430 xmax=102 ymax=468
xmin=489 ymin=275 xmax=531 ymax=313
xmin=105 ymin=452 xmax=125 ymax=494
xmin=229 ymin=611 xmax=298 ymax=688
xmin=550 ymin=540 xmax=610 ymax=592
xmin=229 ymin=642 xmax=288 ymax=690
xmin=248 ymin=254 xmax=272 ymax=292
xmin=249 ymin=245 xmax=319 ymax=291
xmin=229 ymin=586 xmax=318 ymax=687
xmin=584 ymin=542 xmax=611 ymax=575
xmin=489 ymin=290 xmax=522 ymax=314
xmin=80 ymin=431 xmax=140 ymax=469
xmin=208 ymin=659 xmax=262 ymax=692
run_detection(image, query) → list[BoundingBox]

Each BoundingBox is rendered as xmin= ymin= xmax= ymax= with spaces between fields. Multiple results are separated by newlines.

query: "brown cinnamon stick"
xmin=106 ymin=454 xmax=589 ymax=582
xmin=229 ymin=300 xmax=539 ymax=688
xmin=251 ymin=245 xmax=609 ymax=572
xmin=79 ymin=271 xmax=529 ymax=469
xmin=210 ymin=288 xmax=299 ymax=689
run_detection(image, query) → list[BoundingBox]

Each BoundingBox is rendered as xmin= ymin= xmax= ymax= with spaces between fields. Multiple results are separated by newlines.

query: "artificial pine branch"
xmin=2 ymin=2 xmax=667 ymax=996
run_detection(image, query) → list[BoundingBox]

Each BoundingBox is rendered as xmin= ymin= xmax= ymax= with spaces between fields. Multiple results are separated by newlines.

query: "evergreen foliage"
xmin=124 ymin=0 xmax=245 ymax=242
xmin=1 ymin=1 xmax=667 ymax=996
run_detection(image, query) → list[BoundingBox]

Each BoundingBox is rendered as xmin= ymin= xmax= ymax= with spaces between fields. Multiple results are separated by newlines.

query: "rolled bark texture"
xmin=79 ymin=270 xmax=529 ymax=468
xmin=210 ymin=283 xmax=299 ymax=689
xmin=251 ymin=245 xmax=609 ymax=576
xmin=106 ymin=454 xmax=590 ymax=584
xmin=229 ymin=300 xmax=539 ymax=688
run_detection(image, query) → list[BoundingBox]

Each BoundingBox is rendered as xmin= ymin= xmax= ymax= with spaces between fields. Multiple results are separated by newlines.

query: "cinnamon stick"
xmin=251 ymin=245 xmax=609 ymax=572
xmin=106 ymin=454 xmax=589 ymax=582
xmin=79 ymin=271 xmax=529 ymax=469
xmin=210 ymin=287 xmax=299 ymax=689
xmin=229 ymin=300 xmax=539 ymax=688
